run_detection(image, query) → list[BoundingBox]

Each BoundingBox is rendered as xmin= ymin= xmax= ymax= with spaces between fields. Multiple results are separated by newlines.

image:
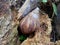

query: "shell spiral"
xmin=19 ymin=13 xmax=40 ymax=34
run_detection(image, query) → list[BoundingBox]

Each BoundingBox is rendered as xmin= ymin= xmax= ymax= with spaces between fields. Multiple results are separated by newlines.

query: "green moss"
xmin=19 ymin=34 xmax=27 ymax=42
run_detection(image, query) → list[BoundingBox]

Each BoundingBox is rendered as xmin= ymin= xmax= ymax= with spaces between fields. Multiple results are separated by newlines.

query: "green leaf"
xmin=52 ymin=3 xmax=57 ymax=15
xmin=41 ymin=0 xmax=47 ymax=3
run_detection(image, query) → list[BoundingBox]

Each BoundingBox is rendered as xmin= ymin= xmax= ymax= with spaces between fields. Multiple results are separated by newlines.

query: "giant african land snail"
xmin=19 ymin=7 xmax=40 ymax=34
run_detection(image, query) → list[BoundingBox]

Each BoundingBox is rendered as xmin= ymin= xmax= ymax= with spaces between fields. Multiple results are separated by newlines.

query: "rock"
xmin=0 ymin=0 xmax=20 ymax=45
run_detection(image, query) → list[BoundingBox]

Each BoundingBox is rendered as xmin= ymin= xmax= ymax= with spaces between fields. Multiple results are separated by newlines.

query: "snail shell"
xmin=19 ymin=12 xmax=40 ymax=34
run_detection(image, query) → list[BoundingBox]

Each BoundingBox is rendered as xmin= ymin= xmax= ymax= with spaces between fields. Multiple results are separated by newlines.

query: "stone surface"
xmin=0 ymin=0 xmax=12 ymax=39
xmin=0 ymin=0 xmax=20 ymax=45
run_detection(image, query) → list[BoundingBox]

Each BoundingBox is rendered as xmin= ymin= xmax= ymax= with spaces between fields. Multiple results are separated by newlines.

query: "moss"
xmin=19 ymin=34 xmax=27 ymax=42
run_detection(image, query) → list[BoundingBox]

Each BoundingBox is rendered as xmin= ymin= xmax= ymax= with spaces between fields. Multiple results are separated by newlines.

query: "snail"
xmin=19 ymin=8 xmax=40 ymax=34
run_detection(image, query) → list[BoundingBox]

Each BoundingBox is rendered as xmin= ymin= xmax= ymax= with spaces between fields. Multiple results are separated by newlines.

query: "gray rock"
xmin=0 ymin=0 xmax=20 ymax=45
